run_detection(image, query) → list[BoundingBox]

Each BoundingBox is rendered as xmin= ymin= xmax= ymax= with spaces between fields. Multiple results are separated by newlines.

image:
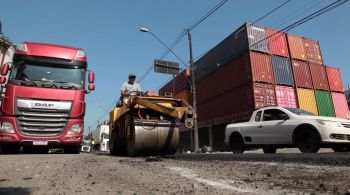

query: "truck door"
xmin=259 ymin=109 xmax=291 ymax=144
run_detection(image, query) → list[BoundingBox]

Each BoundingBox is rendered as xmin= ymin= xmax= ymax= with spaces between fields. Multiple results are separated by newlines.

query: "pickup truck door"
xmin=258 ymin=109 xmax=292 ymax=144
xmin=241 ymin=111 xmax=267 ymax=145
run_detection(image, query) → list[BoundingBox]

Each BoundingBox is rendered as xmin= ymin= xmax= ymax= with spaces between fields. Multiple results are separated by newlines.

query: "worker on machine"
xmin=118 ymin=73 xmax=141 ymax=106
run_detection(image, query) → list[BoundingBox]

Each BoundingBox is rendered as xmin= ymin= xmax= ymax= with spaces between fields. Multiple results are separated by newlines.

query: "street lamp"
xmin=139 ymin=27 xmax=199 ymax=152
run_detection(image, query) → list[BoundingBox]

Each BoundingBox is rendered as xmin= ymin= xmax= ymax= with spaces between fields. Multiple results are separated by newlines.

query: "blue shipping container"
xmin=272 ymin=55 xmax=294 ymax=86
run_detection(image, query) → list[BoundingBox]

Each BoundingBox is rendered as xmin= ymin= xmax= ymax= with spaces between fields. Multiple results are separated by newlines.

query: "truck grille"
xmin=330 ymin=134 xmax=350 ymax=141
xmin=341 ymin=123 xmax=350 ymax=128
xmin=16 ymin=108 xmax=70 ymax=137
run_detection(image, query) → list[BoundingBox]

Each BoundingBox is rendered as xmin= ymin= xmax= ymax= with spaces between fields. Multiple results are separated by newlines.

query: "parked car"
xmin=225 ymin=106 xmax=350 ymax=153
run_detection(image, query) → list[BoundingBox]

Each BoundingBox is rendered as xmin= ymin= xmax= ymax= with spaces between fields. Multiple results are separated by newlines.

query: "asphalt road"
xmin=0 ymin=149 xmax=349 ymax=195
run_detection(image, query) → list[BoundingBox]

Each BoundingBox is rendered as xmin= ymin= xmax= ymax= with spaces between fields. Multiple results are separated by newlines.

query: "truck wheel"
xmin=332 ymin=146 xmax=350 ymax=152
xmin=230 ymin=135 xmax=244 ymax=154
xmin=0 ymin=144 xmax=20 ymax=154
xmin=64 ymin=145 xmax=81 ymax=154
xmin=295 ymin=129 xmax=321 ymax=153
xmin=263 ymin=146 xmax=277 ymax=154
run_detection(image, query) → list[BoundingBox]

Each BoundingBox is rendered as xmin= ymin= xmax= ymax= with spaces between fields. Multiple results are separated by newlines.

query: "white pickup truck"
xmin=225 ymin=106 xmax=350 ymax=153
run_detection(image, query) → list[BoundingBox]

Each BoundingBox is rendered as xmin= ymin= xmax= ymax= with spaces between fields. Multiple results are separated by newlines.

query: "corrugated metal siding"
xmin=331 ymin=92 xmax=349 ymax=118
xmin=315 ymin=90 xmax=335 ymax=117
xmin=250 ymin=52 xmax=274 ymax=84
xmin=303 ymin=38 xmax=323 ymax=65
xmin=287 ymin=34 xmax=306 ymax=61
xmin=197 ymin=82 xmax=276 ymax=123
xmin=275 ymin=86 xmax=297 ymax=108
xmin=309 ymin=63 xmax=329 ymax=91
xmin=296 ymin=88 xmax=318 ymax=115
xmin=266 ymin=29 xmax=289 ymax=57
xmin=272 ymin=56 xmax=294 ymax=86
xmin=292 ymin=60 xmax=313 ymax=89
xmin=247 ymin=24 xmax=269 ymax=53
xmin=326 ymin=66 xmax=344 ymax=92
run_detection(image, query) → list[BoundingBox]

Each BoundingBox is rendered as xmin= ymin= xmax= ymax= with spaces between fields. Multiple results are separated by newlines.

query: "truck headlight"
xmin=67 ymin=124 xmax=82 ymax=134
xmin=316 ymin=120 xmax=342 ymax=128
xmin=1 ymin=122 xmax=15 ymax=133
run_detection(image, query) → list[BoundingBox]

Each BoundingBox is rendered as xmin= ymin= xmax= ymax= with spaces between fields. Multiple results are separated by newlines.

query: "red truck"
xmin=0 ymin=42 xmax=95 ymax=154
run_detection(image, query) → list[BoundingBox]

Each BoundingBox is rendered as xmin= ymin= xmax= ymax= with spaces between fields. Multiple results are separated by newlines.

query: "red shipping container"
xmin=303 ymin=38 xmax=323 ymax=65
xmin=196 ymin=51 xmax=274 ymax=104
xmin=159 ymin=73 xmax=188 ymax=95
xmin=266 ymin=29 xmax=289 ymax=58
xmin=309 ymin=63 xmax=329 ymax=90
xmin=331 ymin=92 xmax=349 ymax=119
xmin=287 ymin=34 xmax=306 ymax=61
xmin=197 ymin=82 xmax=276 ymax=124
xmin=275 ymin=86 xmax=297 ymax=108
xmin=326 ymin=66 xmax=344 ymax=92
xmin=291 ymin=60 xmax=313 ymax=89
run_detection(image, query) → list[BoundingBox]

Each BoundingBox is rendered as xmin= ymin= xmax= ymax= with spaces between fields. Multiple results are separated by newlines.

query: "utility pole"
xmin=187 ymin=29 xmax=199 ymax=153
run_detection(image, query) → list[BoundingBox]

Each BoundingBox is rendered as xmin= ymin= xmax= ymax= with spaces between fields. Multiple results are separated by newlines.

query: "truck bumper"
xmin=0 ymin=116 xmax=83 ymax=145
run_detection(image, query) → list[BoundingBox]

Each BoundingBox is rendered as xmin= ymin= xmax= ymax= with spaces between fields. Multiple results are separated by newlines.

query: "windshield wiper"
xmin=52 ymin=80 xmax=79 ymax=89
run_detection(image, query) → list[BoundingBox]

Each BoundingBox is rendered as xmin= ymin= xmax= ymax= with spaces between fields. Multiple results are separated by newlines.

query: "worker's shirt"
xmin=121 ymin=81 xmax=141 ymax=95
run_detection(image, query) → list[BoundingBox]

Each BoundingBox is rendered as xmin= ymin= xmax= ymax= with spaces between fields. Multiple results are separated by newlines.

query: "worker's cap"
xmin=128 ymin=73 xmax=136 ymax=78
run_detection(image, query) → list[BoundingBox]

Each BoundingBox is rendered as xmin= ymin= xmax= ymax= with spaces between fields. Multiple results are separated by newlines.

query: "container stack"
xmin=159 ymin=22 xmax=349 ymax=128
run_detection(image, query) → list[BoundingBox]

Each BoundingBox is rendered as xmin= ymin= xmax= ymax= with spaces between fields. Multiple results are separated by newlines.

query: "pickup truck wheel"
xmin=295 ymin=129 xmax=321 ymax=153
xmin=230 ymin=135 xmax=244 ymax=154
xmin=263 ymin=146 xmax=277 ymax=154
xmin=332 ymin=146 xmax=350 ymax=152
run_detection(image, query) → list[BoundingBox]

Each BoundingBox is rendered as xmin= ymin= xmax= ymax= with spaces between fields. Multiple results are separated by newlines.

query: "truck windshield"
xmin=9 ymin=62 xmax=85 ymax=89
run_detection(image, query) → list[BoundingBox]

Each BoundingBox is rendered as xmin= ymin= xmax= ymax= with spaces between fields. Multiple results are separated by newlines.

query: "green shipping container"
xmin=315 ymin=90 xmax=335 ymax=117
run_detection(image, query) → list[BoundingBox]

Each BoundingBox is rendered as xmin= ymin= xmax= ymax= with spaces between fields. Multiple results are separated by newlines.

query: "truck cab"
xmin=0 ymin=42 xmax=95 ymax=154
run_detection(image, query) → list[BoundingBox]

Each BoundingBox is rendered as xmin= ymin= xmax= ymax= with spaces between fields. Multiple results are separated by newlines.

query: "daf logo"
xmin=35 ymin=103 xmax=55 ymax=107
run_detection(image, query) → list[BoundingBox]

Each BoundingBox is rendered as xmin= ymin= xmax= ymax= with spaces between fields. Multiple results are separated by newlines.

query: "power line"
xmin=252 ymin=0 xmax=292 ymax=24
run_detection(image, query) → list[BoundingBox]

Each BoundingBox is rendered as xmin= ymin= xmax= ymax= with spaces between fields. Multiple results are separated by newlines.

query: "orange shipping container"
xmin=296 ymin=88 xmax=318 ymax=115
xmin=287 ymin=34 xmax=306 ymax=61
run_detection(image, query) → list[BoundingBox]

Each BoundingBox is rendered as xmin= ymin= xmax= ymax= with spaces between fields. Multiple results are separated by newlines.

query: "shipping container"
xmin=196 ymin=51 xmax=274 ymax=104
xmin=194 ymin=23 xmax=269 ymax=82
xmin=303 ymin=38 xmax=323 ymax=65
xmin=174 ymin=89 xmax=192 ymax=105
xmin=296 ymin=88 xmax=318 ymax=115
xmin=197 ymin=82 xmax=276 ymax=124
xmin=275 ymin=86 xmax=297 ymax=108
xmin=287 ymin=34 xmax=306 ymax=61
xmin=291 ymin=60 xmax=313 ymax=89
xmin=159 ymin=72 xmax=188 ymax=95
xmin=266 ymin=29 xmax=289 ymax=57
xmin=315 ymin=90 xmax=335 ymax=117
xmin=331 ymin=92 xmax=349 ymax=119
xmin=309 ymin=63 xmax=329 ymax=91
xmin=272 ymin=56 xmax=294 ymax=86
xmin=326 ymin=66 xmax=344 ymax=92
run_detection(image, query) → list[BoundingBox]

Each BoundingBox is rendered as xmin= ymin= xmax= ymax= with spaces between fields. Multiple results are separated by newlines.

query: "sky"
xmin=1 ymin=0 xmax=349 ymax=132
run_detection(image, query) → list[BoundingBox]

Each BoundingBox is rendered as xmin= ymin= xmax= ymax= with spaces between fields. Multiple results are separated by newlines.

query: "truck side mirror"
xmin=88 ymin=71 xmax=95 ymax=83
xmin=0 ymin=76 xmax=6 ymax=84
xmin=1 ymin=63 xmax=9 ymax=76
xmin=88 ymin=83 xmax=95 ymax=91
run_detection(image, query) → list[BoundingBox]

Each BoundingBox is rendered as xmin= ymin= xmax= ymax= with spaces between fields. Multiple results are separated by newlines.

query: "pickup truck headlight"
xmin=67 ymin=124 xmax=82 ymax=134
xmin=316 ymin=120 xmax=342 ymax=128
xmin=0 ymin=122 xmax=15 ymax=133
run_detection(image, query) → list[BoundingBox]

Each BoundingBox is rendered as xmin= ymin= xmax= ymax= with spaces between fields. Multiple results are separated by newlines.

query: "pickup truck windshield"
xmin=9 ymin=62 xmax=84 ymax=89
xmin=284 ymin=108 xmax=316 ymax=116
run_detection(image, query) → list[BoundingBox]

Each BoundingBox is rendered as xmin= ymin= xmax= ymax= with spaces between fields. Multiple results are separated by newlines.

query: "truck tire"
xmin=0 ymin=143 xmax=20 ymax=154
xmin=295 ymin=129 xmax=321 ymax=153
xmin=64 ymin=145 xmax=80 ymax=154
xmin=263 ymin=146 xmax=277 ymax=154
xmin=230 ymin=135 xmax=244 ymax=154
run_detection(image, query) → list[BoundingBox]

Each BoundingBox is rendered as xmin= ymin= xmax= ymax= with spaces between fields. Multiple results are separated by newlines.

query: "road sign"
xmin=154 ymin=59 xmax=180 ymax=75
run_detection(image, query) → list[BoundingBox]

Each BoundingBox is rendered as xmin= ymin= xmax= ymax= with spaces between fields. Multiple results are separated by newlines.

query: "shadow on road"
xmin=0 ymin=187 xmax=31 ymax=195
xmin=172 ymin=152 xmax=350 ymax=166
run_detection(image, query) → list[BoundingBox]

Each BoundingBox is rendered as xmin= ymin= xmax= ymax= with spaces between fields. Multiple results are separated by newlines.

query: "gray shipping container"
xmin=194 ymin=23 xmax=270 ymax=82
xmin=272 ymin=55 xmax=294 ymax=86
